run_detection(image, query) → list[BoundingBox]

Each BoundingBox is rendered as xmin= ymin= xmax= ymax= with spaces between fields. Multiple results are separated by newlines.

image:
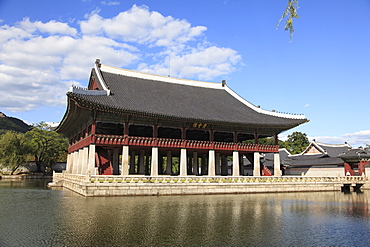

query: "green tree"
xmin=26 ymin=122 xmax=68 ymax=173
xmin=285 ymin=131 xmax=309 ymax=154
xmin=0 ymin=131 xmax=32 ymax=174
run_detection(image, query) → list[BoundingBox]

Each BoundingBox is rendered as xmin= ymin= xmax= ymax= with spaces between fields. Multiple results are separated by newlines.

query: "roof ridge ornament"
xmin=94 ymin=59 xmax=110 ymax=95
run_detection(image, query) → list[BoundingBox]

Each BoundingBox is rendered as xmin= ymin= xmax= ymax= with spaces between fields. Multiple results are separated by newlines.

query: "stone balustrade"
xmin=50 ymin=172 xmax=368 ymax=197
xmin=54 ymin=172 xmax=366 ymax=185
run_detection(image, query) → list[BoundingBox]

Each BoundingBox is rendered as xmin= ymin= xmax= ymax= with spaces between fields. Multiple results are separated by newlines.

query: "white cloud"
xmin=18 ymin=18 xmax=77 ymax=36
xmin=80 ymin=5 xmax=207 ymax=47
xmin=0 ymin=4 xmax=241 ymax=112
xmin=310 ymin=130 xmax=370 ymax=148
xmin=304 ymin=104 xmax=310 ymax=107
xmin=139 ymin=46 xmax=241 ymax=80
xmin=101 ymin=1 xmax=120 ymax=6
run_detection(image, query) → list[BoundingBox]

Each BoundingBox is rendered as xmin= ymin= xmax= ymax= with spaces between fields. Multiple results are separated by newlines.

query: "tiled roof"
xmin=339 ymin=149 xmax=370 ymax=162
xmin=315 ymin=142 xmax=351 ymax=157
xmin=66 ymin=62 xmax=308 ymax=132
xmin=286 ymin=157 xmax=344 ymax=167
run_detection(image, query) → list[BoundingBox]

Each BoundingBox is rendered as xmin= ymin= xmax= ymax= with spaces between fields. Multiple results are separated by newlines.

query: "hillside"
xmin=0 ymin=112 xmax=31 ymax=133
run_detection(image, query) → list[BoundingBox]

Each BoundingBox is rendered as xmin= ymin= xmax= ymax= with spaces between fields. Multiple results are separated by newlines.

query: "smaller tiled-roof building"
xmin=283 ymin=141 xmax=355 ymax=176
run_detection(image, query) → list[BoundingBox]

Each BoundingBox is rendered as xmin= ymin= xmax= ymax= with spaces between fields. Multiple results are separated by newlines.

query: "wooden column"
xmin=274 ymin=134 xmax=279 ymax=145
xmin=221 ymin=155 xmax=228 ymax=176
xmin=254 ymin=133 xmax=259 ymax=144
xmin=113 ymin=147 xmax=119 ymax=175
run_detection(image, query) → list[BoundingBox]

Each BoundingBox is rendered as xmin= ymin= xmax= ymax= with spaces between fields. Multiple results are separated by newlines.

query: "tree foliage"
xmin=277 ymin=0 xmax=300 ymax=41
xmin=243 ymin=131 xmax=309 ymax=155
xmin=0 ymin=122 xmax=68 ymax=174
xmin=0 ymin=131 xmax=32 ymax=174
xmin=26 ymin=122 xmax=68 ymax=172
xmin=284 ymin=131 xmax=309 ymax=154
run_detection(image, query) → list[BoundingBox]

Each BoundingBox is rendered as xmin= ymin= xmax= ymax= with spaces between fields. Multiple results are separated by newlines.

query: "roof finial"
xmin=95 ymin=59 xmax=101 ymax=68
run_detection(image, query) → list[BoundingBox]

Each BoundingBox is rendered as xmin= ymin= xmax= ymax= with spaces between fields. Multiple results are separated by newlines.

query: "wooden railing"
xmin=91 ymin=135 xmax=279 ymax=153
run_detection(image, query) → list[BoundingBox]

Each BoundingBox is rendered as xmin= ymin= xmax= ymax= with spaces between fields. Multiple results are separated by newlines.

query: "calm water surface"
xmin=0 ymin=179 xmax=370 ymax=246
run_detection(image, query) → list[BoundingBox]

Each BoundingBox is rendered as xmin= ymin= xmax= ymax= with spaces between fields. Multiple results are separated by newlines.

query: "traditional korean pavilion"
xmin=56 ymin=59 xmax=308 ymax=177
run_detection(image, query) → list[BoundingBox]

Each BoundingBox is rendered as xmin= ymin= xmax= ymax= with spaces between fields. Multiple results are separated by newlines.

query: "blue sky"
xmin=0 ymin=0 xmax=370 ymax=147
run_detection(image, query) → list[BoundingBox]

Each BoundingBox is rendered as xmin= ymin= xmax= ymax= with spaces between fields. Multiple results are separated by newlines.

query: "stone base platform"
xmin=49 ymin=172 xmax=367 ymax=197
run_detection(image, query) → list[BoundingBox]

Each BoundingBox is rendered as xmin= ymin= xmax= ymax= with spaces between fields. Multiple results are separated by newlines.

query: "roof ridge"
xmin=100 ymin=64 xmax=222 ymax=89
xmin=314 ymin=141 xmax=351 ymax=147
xmin=98 ymin=62 xmax=306 ymax=120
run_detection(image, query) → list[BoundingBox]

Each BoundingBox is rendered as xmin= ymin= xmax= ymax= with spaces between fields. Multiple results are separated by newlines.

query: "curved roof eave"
xmin=68 ymin=92 xmax=308 ymax=132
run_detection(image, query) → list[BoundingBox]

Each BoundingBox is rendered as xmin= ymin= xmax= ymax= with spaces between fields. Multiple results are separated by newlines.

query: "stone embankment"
xmin=49 ymin=172 xmax=367 ymax=197
xmin=0 ymin=174 xmax=52 ymax=180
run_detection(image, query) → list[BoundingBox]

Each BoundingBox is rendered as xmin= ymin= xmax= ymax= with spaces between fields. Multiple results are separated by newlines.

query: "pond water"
xmin=0 ymin=179 xmax=369 ymax=246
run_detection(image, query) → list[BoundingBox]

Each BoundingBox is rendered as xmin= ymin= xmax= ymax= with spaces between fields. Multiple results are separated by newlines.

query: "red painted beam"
xmin=69 ymin=134 xmax=279 ymax=153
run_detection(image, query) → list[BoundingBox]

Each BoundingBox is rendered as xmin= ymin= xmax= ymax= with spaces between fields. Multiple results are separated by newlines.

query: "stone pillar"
xmin=180 ymin=148 xmax=187 ymax=176
xmin=87 ymin=144 xmax=96 ymax=175
xmin=151 ymin=147 xmax=158 ymax=176
xmin=253 ymin=152 xmax=261 ymax=176
xmin=75 ymin=149 xmax=81 ymax=174
xmin=129 ymin=151 xmax=136 ymax=174
xmin=274 ymin=152 xmax=281 ymax=177
xmin=70 ymin=151 xmax=77 ymax=174
xmin=138 ymin=149 xmax=145 ymax=174
xmin=72 ymin=151 xmax=78 ymax=174
xmin=208 ymin=150 xmax=215 ymax=176
xmin=75 ymin=150 xmax=81 ymax=174
xmin=66 ymin=152 xmax=73 ymax=173
xmin=121 ymin=146 xmax=129 ymax=176
xmin=82 ymin=146 xmax=90 ymax=175
xmin=166 ymin=150 xmax=172 ymax=175
xmin=192 ymin=152 xmax=198 ymax=175
xmin=77 ymin=148 xmax=83 ymax=174
xmin=112 ymin=147 xmax=119 ymax=175
xmin=232 ymin=151 xmax=239 ymax=176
